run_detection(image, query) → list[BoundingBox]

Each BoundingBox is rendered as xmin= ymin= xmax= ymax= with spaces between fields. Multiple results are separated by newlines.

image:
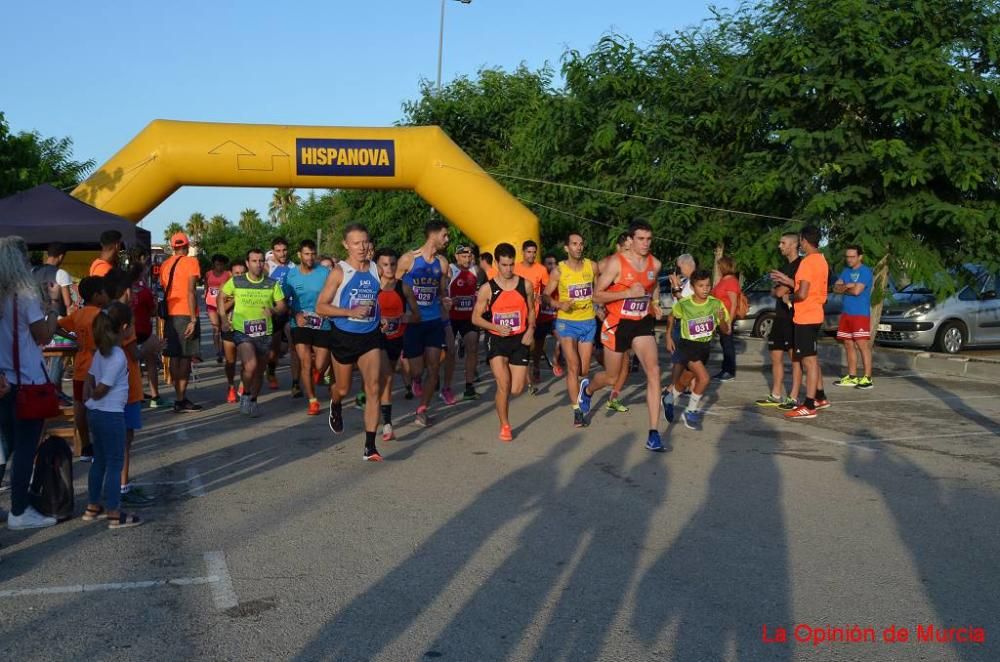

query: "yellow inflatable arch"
xmin=71 ymin=120 xmax=538 ymax=256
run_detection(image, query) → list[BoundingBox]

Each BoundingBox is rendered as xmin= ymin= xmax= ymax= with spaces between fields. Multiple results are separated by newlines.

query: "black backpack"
xmin=29 ymin=436 xmax=74 ymax=522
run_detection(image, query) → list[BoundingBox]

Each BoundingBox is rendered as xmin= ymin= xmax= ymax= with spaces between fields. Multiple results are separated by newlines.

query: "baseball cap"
xmin=171 ymin=232 xmax=190 ymax=248
xmin=455 ymin=245 xmax=473 ymax=254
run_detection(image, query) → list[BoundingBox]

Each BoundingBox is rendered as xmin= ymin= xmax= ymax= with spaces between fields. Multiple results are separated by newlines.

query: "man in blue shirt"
xmin=284 ymin=239 xmax=332 ymax=416
xmin=833 ymin=244 xmax=874 ymax=389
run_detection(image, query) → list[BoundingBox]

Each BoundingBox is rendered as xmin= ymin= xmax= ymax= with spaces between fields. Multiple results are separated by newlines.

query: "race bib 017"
xmin=567 ymin=283 xmax=593 ymax=300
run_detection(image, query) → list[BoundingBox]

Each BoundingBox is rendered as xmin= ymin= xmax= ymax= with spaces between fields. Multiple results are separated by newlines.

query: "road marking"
xmin=0 ymin=576 xmax=218 ymax=598
xmin=176 ymin=425 xmax=190 ymax=441
xmin=708 ymin=393 xmax=997 ymax=411
xmin=203 ymin=551 xmax=239 ymax=610
xmin=186 ymin=467 xmax=206 ymax=497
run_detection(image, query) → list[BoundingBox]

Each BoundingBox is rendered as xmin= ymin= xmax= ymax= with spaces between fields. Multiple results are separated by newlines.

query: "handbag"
xmin=12 ymin=294 xmax=61 ymax=420
xmin=158 ymin=257 xmax=182 ymax=319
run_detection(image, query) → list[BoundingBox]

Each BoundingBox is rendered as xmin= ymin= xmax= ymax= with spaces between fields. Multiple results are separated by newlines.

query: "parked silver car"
xmin=732 ymin=274 xmax=843 ymax=337
xmin=877 ymin=267 xmax=1000 ymax=353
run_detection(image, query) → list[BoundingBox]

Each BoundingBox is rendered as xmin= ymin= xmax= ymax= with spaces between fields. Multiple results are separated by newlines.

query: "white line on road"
xmin=186 ymin=467 xmax=206 ymax=497
xmin=708 ymin=393 xmax=997 ymax=411
xmin=203 ymin=550 xmax=239 ymax=610
xmin=0 ymin=576 xmax=218 ymax=598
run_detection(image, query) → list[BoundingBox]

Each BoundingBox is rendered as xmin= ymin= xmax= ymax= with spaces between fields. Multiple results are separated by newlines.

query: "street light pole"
xmin=436 ymin=0 xmax=471 ymax=94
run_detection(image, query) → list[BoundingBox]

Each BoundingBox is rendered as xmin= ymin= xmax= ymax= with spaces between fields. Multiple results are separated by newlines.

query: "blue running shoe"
xmin=646 ymin=430 xmax=664 ymax=452
xmin=683 ymin=410 xmax=703 ymax=431
xmin=577 ymin=378 xmax=592 ymax=416
xmin=661 ymin=391 xmax=674 ymax=423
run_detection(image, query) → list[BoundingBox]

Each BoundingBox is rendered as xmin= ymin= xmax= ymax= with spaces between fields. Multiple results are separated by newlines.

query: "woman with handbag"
xmin=0 ymin=236 xmax=60 ymax=530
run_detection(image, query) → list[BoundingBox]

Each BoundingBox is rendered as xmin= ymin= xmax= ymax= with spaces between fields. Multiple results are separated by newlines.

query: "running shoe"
xmin=148 ymin=396 xmax=166 ymax=409
xmin=382 ymin=423 xmax=395 ymax=441
xmin=6 ymin=506 xmax=56 ymax=530
xmin=415 ymin=406 xmax=430 ymax=427
xmin=682 ymin=410 xmax=703 ymax=431
xmin=755 ymin=394 xmax=785 ymax=407
xmin=226 ymin=386 xmax=238 ymax=404
xmin=552 ymin=364 xmax=565 ymax=378
xmin=355 ymin=392 xmax=366 ymax=409
xmin=238 ymin=383 xmax=245 ymax=397
xmin=527 ymin=382 xmax=538 ymax=396
xmin=268 ymin=374 xmax=279 ymax=390
xmin=777 ymin=399 xmax=798 ymax=411
xmin=606 ymin=398 xmax=629 ymax=413
xmin=412 ymin=378 xmax=423 ymax=398
xmin=307 ymin=399 xmax=321 ymax=416
xmin=249 ymin=401 xmax=261 ymax=418
xmin=855 ymin=376 xmax=874 ymax=390
xmin=814 ymin=398 xmax=832 ymax=410
xmin=573 ymin=408 xmax=587 ymax=428
xmin=404 ymin=385 xmax=414 ymax=400
xmin=532 ymin=369 xmax=541 ymax=383
xmin=577 ymin=378 xmax=592 ymax=416
xmin=363 ymin=448 xmax=384 ymax=462
xmin=173 ymin=399 xmax=203 ymax=413
xmin=121 ymin=488 xmax=155 ymax=508
xmin=329 ymin=401 xmax=344 ymax=434
xmin=784 ymin=405 xmax=817 ymax=420
xmin=499 ymin=424 xmax=513 ymax=442
xmin=291 ymin=382 xmax=303 ymax=399
xmin=661 ymin=391 xmax=674 ymax=423
xmin=834 ymin=375 xmax=859 ymax=387
xmin=463 ymin=384 xmax=478 ymax=401
xmin=239 ymin=395 xmax=251 ymax=416
xmin=713 ymin=372 xmax=735 ymax=382
xmin=646 ymin=430 xmax=664 ymax=452
xmin=440 ymin=387 xmax=458 ymax=406
xmin=312 ymin=368 xmax=321 ymax=385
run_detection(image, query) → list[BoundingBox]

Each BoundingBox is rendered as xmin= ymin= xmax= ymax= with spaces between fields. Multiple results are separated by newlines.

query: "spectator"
xmin=711 ymin=256 xmax=740 ymax=381
xmin=90 ymin=230 xmax=122 ymax=277
xmin=32 ymin=242 xmax=74 ymax=398
xmin=0 ymin=236 xmax=59 ymax=529
xmin=129 ymin=251 xmax=164 ymax=408
xmin=160 ymin=233 xmax=203 ymax=413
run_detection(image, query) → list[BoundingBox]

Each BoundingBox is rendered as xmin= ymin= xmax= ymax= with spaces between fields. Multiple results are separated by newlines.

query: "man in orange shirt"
xmin=160 ymin=232 xmax=203 ymax=413
xmin=770 ymin=225 xmax=830 ymax=419
xmin=89 ymin=230 xmax=122 ymax=277
xmin=513 ymin=240 xmax=549 ymax=394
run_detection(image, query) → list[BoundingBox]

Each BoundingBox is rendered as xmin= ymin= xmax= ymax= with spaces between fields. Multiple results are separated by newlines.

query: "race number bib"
xmin=622 ymin=296 xmax=649 ymax=317
xmin=382 ymin=316 xmax=402 ymax=335
xmin=492 ymin=311 xmax=522 ymax=329
xmin=304 ymin=313 xmax=324 ymax=330
xmin=541 ymin=302 xmax=557 ymax=316
xmin=567 ymin=283 xmax=593 ymax=301
xmin=687 ymin=315 xmax=716 ymax=340
xmin=208 ymin=287 xmax=220 ymax=298
xmin=453 ymin=295 xmax=475 ymax=312
xmin=348 ymin=296 xmax=376 ymax=321
xmin=243 ymin=319 xmax=267 ymax=338
xmin=413 ymin=286 xmax=437 ymax=305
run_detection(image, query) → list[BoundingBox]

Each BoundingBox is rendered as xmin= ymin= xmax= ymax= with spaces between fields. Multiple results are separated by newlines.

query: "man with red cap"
xmin=160 ymin=232 xmax=203 ymax=412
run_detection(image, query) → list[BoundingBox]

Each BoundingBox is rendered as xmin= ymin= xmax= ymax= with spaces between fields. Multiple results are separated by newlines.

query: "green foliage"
xmin=0 ymin=112 xmax=95 ymax=198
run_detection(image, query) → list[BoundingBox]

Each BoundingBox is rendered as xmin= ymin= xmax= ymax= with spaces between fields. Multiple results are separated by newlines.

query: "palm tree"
xmin=186 ymin=212 xmax=208 ymax=245
xmin=268 ymin=188 xmax=300 ymax=225
xmin=163 ymin=222 xmax=184 ymax=244
xmin=209 ymin=214 xmax=229 ymax=233
xmin=239 ymin=208 xmax=264 ymax=235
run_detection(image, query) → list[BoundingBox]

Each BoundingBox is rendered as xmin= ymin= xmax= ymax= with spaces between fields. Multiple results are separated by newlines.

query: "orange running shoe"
xmin=226 ymin=386 xmax=238 ymax=404
xmin=499 ymin=424 xmax=513 ymax=442
xmin=268 ymin=374 xmax=279 ymax=390
xmin=307 ymin=399 xmax=321 ymax=416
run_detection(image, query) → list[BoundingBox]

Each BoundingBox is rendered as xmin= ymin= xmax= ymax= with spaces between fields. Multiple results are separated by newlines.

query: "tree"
xmin=185 ymin=212 xmax=207 ymax=246
xmin=269 ymin=188 xmax=300 ymax=225
xmin=0 ymin=111 xmax=95 ymax=198
xmin=163 ymin=222 xmax=184 ymax=244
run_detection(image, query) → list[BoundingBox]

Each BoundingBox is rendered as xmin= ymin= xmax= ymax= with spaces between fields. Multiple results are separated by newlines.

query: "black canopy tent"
xmin=0 ymin=184 xmax=150 ymax=250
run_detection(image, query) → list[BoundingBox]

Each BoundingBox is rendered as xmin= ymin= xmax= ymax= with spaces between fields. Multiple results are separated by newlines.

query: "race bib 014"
xmin=244 ymin=319 xmax=267 ymax=338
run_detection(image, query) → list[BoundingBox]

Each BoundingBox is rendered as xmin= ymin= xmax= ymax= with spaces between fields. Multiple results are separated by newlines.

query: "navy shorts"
xmin=403 ymin=319 xmax=447 ymax=359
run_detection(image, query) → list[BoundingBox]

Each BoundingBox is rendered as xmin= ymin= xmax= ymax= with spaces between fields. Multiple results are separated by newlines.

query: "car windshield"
xmin=900 ymin=283 xmax=932 ymax=294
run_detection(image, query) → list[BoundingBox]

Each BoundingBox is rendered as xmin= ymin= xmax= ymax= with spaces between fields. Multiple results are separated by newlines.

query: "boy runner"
xmin=285 ymin=239 xmax=333 ymax=416
xmin=472 ymin=243 xmax=535 ymax=442
xmin=204 ymin=254 xmax=231 ymax=364
xmin=833 ymin=244 xmax=874 ymax=389
xmin=317 ymin=224 xmax=386 ymax=461
xmin=578 ymin=220 xmax=665 ymax=451
xmin=665 ymin=270 xmax=732 ymax=431
xmin=543 ymin=232 xmax=599 ymax=428
xmin=218 ymin=249 xmax=287 ymax=417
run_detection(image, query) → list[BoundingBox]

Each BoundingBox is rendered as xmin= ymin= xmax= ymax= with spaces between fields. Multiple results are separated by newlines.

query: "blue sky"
xmin=2 ymin=1 xmax=724 ymax=243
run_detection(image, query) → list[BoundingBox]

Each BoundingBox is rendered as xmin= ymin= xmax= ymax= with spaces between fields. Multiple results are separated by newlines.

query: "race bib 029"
xmin=413 ymin=286 xmax=437 ymax=304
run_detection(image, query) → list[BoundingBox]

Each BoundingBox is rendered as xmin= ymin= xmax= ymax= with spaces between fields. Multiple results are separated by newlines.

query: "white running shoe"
xmin=382 ymin=423 xmax=395 ymax=441
xmin=7 ymin=505 xmax=57 ymax=530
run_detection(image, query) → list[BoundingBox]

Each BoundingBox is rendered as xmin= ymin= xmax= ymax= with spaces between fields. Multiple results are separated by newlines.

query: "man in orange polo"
xmin=513 ymin=240 xmax=549 ymax=394
xmin=160 ymin=232 xmax=203 ymax=413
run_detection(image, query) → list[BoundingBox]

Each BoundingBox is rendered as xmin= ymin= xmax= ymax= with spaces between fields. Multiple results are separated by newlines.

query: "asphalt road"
xmin=2 ymin=345 xmax=998 ymax=661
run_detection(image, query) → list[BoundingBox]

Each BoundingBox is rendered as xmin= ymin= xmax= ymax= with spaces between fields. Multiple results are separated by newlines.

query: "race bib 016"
xmin=244 ymin=319 xmax=267 ymax=338
xmin=622 ymin=296 xmax=649 ymax=317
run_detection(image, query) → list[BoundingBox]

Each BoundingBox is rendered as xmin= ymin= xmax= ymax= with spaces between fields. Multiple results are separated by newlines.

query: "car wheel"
xmin=753 ymin=311 xmax=776 ymax=339
xmin=934 ymin=320 xmax=966 ymax=354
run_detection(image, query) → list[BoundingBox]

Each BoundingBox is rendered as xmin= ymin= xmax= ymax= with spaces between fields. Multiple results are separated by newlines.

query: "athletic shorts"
xmin=271 ymin=314 xmax=290 ymax=337
xmin=403 ymin=319 xmax=447 ymax=359
xmin=232 ymin=331 xmax=272 ymax=356
xmin=383 ymin=337 xmax=404 ymax=363
xmin=221 ymin=329 xmax=235 ymax=344
xmin=125 ymin=401 xmax=143 ymax=431
xmin=206 ymin=305 xmax=218 ymax=317
xmin=677 ymin=338 xmax=711 ymax=366
xmin=449 ymin=318 xmax=479 ymax=339
xmin=163 ymin=315 xmax=200 ymax=358
xmin=768 ymin=316 xmax=795 ymax=352
xmin=602 ymin=316 xmax=655 ymax=353
xmin=837 ymin=313 xmax=871 ymax=341
xmin=793 ymin=323 xmax=822 ymax=359
xmin=555 ymin=318 xmax=596 ymax=343
xmin=533 ymin=319 xmax=555 ymax=342
xmin=291 ymin=326 xmax=332 ymax=348
xmin=73 ymin=379 xmax=85 ymax=403
xmin=670 ymin=323 xmax=684 ymax=364
xmin=329 ymin=326 xmax=383 ymax=365
xmin=486 ymin=333 xmax=530 ymax=366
